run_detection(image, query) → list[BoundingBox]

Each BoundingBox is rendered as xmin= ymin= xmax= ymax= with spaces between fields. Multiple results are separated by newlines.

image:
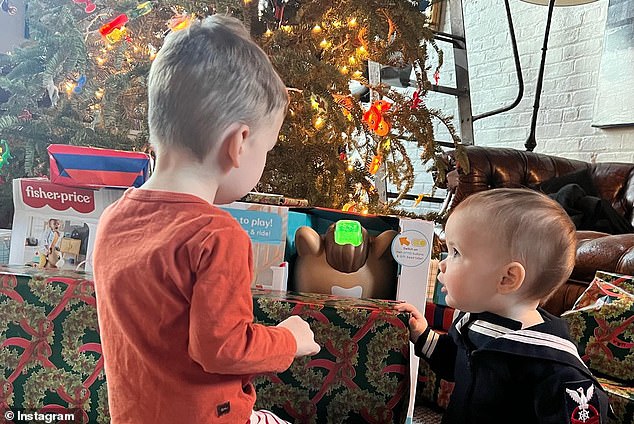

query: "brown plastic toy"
xmin=293 ymin=220 xmax=398 ymax=299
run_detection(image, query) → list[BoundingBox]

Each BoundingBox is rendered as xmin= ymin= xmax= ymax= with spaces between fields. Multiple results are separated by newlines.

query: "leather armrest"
xmin=573 ymin=233 xmax=634 ymax=280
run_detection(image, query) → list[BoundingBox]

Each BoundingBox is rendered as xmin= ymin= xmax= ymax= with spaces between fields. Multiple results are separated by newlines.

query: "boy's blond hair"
xmin=452 ymin=188 xmax=576 ymax=300
xmin=147 ymin=15 xmax=288 ymax=160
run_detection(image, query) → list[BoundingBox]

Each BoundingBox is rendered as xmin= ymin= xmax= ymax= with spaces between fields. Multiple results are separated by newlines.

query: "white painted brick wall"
xmin=400 ymin=0 xmax=634 ymax=216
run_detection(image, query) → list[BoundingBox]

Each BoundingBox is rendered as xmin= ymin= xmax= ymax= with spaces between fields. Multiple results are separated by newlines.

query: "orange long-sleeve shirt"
xmin=93 ymin=189 xmax=296 ymax=424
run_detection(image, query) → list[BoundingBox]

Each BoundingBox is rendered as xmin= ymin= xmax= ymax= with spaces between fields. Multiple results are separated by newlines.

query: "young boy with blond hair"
xmin=397 ymin=188 xmax=610 ymax=423
xmin=93 ymin=15 xmax=319 ymax=424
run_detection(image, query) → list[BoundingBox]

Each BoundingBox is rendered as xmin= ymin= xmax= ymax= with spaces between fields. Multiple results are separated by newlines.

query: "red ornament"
xmin=411 ymin=90 xmax=422 ymax=110
xmin=72 ymin=0 xmax=96 ymax=13
xmin=362 ymin=100 xmax=391 ymax=136
xmin=99 ymin=14 xmax=128 ymax=38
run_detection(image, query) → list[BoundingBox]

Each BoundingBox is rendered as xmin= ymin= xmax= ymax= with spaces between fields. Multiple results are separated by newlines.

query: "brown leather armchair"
xmin=438 ymin=146 xmax=634 ymax=316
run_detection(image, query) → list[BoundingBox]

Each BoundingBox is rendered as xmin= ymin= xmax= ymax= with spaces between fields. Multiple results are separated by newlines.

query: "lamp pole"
xmin=525 ymin=0 xmax=557 ymax=152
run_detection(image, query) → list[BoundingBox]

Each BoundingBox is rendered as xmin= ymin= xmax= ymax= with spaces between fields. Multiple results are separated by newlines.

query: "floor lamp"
xmin=520 ymin=0 xmax=598 ymax=152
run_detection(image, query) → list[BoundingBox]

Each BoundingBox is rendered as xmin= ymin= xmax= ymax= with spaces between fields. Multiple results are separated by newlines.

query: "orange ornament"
xmin=363 ymin=100 xmax=391 ymax=136
xmin=368 ymin=154 xmax=382 ymax=175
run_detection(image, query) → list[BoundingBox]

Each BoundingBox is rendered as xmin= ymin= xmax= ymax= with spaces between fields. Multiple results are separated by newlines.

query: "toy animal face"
xmin=292 ymin=224 xmax=398 ymax=299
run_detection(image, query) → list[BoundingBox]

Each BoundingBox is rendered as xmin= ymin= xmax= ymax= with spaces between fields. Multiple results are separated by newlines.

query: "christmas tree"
xmin=0 ymin=0 xmax=463 ymax=228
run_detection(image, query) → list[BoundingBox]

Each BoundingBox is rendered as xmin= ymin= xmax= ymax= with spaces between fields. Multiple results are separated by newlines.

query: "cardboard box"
xmin=219 ymin=201 xmax=289 ymax=291
xmin=284 ymin=207 xmax=433 ymax=306
xmin=48 ymin=144 xmax=150 ymax=189
xmin=8 ymin=178 xmax=124 ymax=272
xmin=225 ymin=202 xmax=434 ymax=421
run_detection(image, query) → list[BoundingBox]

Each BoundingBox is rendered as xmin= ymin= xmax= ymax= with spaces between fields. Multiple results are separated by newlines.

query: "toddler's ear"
xmin=497 ymin=262 xmax=525 ymax=294
xmin=224 ymin=123 xmax=250 ymax=168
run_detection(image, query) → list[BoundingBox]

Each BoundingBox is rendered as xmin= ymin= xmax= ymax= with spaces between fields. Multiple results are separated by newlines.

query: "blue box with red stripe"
xmin=48 ymin=144 xmax=151 ymax=189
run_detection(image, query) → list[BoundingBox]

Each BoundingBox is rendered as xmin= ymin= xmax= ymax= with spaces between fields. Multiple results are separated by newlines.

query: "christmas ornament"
xmin=368 ymin=154 xmax=382 ymax=175
xmin=363 ymin=100 xmax=391 ymax=136
xmin=127 ymin=1 xmax=153 ymax=20
xmin=411 ymin=90 xmax=422 ymax=109
xmin=342 ymin=202 xmax=357 ymax=212
xmin=72 ymin=0 xmax=95 ymax=13
xmin=167 ymin=13 xmax=193 ymax=32
xmin=99 ymin=2 xmax=153 ymax=43
xmin=333 ymin=94 xmax=354 ymax=120
xmin=0 ymin=139 xmax=12 ymax=170
xmin=338 ymin=145 xmax=347 ymax=162
xmin=100 ymin=14 xmax=128 ymax=42
xmin=73 ymin=75 xmax=87 ymax=94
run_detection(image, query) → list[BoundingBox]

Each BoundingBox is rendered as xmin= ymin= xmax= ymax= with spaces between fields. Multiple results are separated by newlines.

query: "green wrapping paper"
xmin=0 ymin=266 xmax=105 ymax=423
xmin=252 ymin=289 xmax=411 ymax=424
xmin=563 ymin=271 xmax=634 ymax=423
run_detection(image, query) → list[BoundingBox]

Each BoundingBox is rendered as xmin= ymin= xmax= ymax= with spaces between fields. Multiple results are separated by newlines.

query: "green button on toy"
xmin=334 ymin=220 xmax=363 ymax=246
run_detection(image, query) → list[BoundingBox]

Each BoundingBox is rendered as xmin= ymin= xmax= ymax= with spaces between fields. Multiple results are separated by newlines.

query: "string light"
xmin=64 ymin=82 xmax=75 ymax=95
xmin=313 ymin=116 xmax=325 ymax=130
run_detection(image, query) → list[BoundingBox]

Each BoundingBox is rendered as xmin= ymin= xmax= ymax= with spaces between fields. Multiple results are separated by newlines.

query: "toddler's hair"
xmin=452 ymin=188 xmax=576 ymax=300
xmin=148 ymin=15 xmax=288 ymax=159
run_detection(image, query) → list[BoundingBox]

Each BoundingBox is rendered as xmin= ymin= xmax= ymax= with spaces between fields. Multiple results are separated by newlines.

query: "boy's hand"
xmin=277 ymin=315 xmax=321 ymax=358
xmin=394 ymin=302 xmax=429 ymax=344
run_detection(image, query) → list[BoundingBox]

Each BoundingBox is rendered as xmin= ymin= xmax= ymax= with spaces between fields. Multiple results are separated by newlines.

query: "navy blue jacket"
xmin=415 ymin=309 xmax=610 ymax=424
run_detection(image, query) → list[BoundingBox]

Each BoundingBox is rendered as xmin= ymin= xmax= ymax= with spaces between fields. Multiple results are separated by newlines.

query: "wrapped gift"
xmin=416 ymin=360 xmax=454 ymax=411
xmin=48 ymin=144 xmax=150 ymax=189
xmin=563 ymin=271 xmax=634 ymax=383
xmin=596 ymin=377 xmax=634 ymax=423
xmin=0 ymin=266 xmax=106 ymax=423
xmin=252 ymin=289 xmax=410 ymax=424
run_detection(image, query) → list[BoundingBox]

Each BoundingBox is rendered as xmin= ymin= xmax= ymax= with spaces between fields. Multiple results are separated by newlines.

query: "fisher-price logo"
xmin=21 ymin=180 xmax=95 ymax=213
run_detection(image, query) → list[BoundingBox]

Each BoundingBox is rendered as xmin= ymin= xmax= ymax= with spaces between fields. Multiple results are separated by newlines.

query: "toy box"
xmin=219 ymin=201 xmax=289 ymax=290
xmin=8 ymin=178 xmax=124 ymax=272
xmin=223 ymin=202 xmax=434 ymax=421
xmin=285 ymin=207 xmax=434 ymax=307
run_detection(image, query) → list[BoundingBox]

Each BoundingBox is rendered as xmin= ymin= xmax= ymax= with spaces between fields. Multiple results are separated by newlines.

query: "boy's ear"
xmin=224 ymin=123 xmax=250 ymax=169
xmin=497 ymin=261 xmax=526 ymax=295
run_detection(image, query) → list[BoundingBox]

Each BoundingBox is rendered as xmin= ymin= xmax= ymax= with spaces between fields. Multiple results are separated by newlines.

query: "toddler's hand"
xmin=394 ymin=302 xmax=429 ymax=344
xmin=277 ymin=315 xmax=321 ymax=358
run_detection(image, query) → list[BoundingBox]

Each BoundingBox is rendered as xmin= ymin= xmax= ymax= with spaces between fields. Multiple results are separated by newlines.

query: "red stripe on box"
xmin=47 ymin=144 xmax=148 ymax=159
